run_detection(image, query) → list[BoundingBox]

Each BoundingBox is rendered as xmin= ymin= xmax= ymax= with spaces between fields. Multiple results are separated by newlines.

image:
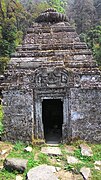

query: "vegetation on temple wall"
xmin=0 ymin=57 xmax=10 ymax=74
xmin=0 ymin=105 xmax=4 ymax=136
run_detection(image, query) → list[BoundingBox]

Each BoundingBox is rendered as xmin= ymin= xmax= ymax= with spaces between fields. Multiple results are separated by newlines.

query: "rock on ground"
xmin=80 ymin=167 xmax=91 ymax=180
xmin=80 ymin=144 xmax=93 ymax=157
xmin=26 ymin=165 xmax=58 ymax=180
xmin=16 ymin=175 xmax=23 ymax=180
xmin=67 ymin=155 xmax=81 ymax=164
xmin=65 ymin=146 xmax=76 ymax=154
xmin=0 ymin=142 xmax=13 ymax=161
xmin=24 ymin=146 xmax=32 ymax=152
xmin=55 ymin=170 xmax=83 ymax=180
xmin=41 ymin=147 xmax=62 ymax=156
xmin=4 ymin=158 xmax=28 ymax=173
xmin=94 ymin=161 xmax=101 ymax=171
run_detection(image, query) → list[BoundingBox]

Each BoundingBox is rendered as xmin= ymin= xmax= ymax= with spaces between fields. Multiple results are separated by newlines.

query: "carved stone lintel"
xmin=34 ymin=67 xmax=69 ymax=88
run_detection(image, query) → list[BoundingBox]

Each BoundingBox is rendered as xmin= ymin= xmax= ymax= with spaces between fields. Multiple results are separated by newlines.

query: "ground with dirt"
xmin=0 ymin=141 xmax=101 ymax=180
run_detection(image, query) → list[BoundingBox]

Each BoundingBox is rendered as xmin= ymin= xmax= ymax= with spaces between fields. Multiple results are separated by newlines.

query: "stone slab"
xmin=94 ymin=161 xmax=101 ymax=171
xmin=65 ymin=146 xmax=76 ymax=154
xmin=41 ymin=147 xmax=62 ymax=156
xmin=55 ymin=170 xmax=83 ymax=180
xmin=80 ymin=167 xmax=91 ymax=180
xmin=24 ymin=146 xmax=32 ymax=152
xmin=80 ymin=144 xmax=93 ymax=157
xmin=16 ymin=175 xmax=23 ymax=180
xmin=27 ymin=165 xmax=58 ymax=180
xmin=67 ymin=155 xmax=81 ymax=164
xmin=4 ymin=158 xmax=28 ymax=173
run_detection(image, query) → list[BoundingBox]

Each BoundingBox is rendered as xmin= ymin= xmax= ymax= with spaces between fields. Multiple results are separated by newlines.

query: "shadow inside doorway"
xmin=42 ymin=99 xmax=63 ymax=144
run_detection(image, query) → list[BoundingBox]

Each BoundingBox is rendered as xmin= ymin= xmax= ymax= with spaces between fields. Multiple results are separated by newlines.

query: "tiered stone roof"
xmin=3 ymin=9 xmax=101 ymax=89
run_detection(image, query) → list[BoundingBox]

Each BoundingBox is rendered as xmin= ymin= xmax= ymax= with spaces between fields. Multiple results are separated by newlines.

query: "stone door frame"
xmin=32 ymin=67 xmax=72 ymax=143
xmin=33 ymin=87 xmax=70 ymax=142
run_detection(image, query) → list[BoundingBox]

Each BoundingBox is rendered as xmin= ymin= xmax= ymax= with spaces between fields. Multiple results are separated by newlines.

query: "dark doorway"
xmin=42 ymin=99 xmax=63 ymax=144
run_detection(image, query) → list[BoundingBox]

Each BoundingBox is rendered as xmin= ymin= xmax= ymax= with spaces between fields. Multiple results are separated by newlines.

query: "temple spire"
xmin=35 ymin=8 xmax=68 ymax=23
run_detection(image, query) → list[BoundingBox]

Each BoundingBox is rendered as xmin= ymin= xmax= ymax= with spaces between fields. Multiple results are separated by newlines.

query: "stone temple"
xmin=2 ymin=9 xmax=101 ymax=144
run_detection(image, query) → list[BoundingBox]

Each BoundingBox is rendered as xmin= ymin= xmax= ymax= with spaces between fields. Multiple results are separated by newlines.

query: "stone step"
xmin=27 ymin=26 xmax=75 ymax=34
xmin=16 ymin=43 xmax=87 ymax=52
xmin=11 ymin=49 xmax=92 ymax=58
xmin=41 ymin=147 xmax=62 ymax=156
xmin=65 ymin=61 xmax=97 ymax=68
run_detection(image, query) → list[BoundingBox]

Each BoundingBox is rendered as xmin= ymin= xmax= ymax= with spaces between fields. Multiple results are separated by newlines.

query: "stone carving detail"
xmin=34 ymin=68 xmax=68 ymax=88
xmin=35 ymin=8 xmax=68 ymax=23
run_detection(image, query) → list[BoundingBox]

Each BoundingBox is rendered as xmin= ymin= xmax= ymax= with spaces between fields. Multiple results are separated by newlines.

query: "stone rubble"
xmin=26 ymin=165 xmax=58 ymax=180
xmin=16 ymin=175 xmax=23 ymax=180
xmin=55 ymin=170 xmax=83 ymax=180
xmin=80 ymin=167 xmax=91 ymax=180
xmin=94 ymin=161 xmax=101 ymax=171
xmin=0 ymin=142 xmax=13 ymax=161
xmin=65 ymin=146 xmax=76 ymax=154
xmin=4 ymin=158 xmax=28 ymax=173
xmin=67 ymin=155 xmax=81 ymax=164
xmin=41 ymin=147 xmax=62 ymax=156
xmin=80 ymin=144 xmax=93 ymax=157
xmin=0 ymin=149 xmax=8 ymax=155
xmin=24 ymin=146 xmax=32 ymax=152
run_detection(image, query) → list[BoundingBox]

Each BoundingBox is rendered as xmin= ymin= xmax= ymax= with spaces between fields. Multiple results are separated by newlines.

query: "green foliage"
xmin=70 ymin=0 xmax=96 ymax=34
xmin=64 ymin=164 xmax=74 ymax=171
xmin=38 ymin=153 xmax=50 ymax=164
xmin=92 ymin=169 xmax=101 ymax=180
xmin=15 ymin=30 xmax=23 ymax=46
xmin=0 ymin=57 xmax=9 ymax=74
xmin=47 ymin=0 xmax=66 ymax=13
xmin=86 ymin=25 xmax=101 ymax=66
xmin=27 ymin=1 xmax=50 ymax=20
xmin=91 ymin=144 xmax=101 ymax=161
xmin=74 ymin=148 xmax=94 ymax=167
xmin=0 ymin=169 xmax=15 ymax=180
xmin=1 ymin=0 xmax=7 ymax=19
xmin=0 ymin=105 xmax=4 ymax=136
xmin=0 ymin=0 xmax=28 ymax=58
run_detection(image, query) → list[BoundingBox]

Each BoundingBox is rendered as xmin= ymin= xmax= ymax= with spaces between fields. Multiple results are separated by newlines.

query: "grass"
xmin=0 ymin=141 xmax=101 ymax=180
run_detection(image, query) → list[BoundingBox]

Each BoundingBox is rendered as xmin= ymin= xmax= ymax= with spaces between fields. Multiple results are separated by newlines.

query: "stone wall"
xmin=70 ymin=88 xmax=101 ymax=143
xmin=2 ymin=89 xmax=33 ymax=143
xmin=1 ymin=9 xmax=101 ymax=144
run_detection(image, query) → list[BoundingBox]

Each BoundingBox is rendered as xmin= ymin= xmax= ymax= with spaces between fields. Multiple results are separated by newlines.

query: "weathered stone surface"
xmin=80 ymin=167 xmax=91 ymax=180
xmin=67 ymin=156 xmax=81 ymax=164
xmin=65 ymin=146 xmax=76 ymax=154
xmin=94 ymin=161 xmax=101 ymax=166
xmin=24 ymin=146 xmax=32 ymax=152
xmin=1 ymin=8 xmax=101 ymax=144
xmin=4 ymin=158 xmax=28 ymax=172
xmin=95 ymin=166 xmax=100 ymax=171
xmin=55 ymin=170 xmax=83 ymax=180
xmin=16 ymin=175 xmax=23 ymax=180
xmin=80 ymin=144 xmax=93 ymax=157
xmin=41 ymin=147 xmax=62 ymax=156
xmin=0 ymin=142 xmax=13 ymax=161
xmin=26 ymin=165 xmax=58 ymax=180
xmin=35 ymin=8 xmax=68 ymax=23
xmin=0 ymin=149 xmax=8 ymax=155
xmin=0 ymin=165 xmax=3 ymax=169
xmin=94 ymin=161 xmax=101 ymax=171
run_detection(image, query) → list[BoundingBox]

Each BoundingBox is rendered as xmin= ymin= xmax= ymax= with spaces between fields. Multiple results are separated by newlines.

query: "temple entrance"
xmin=42 ymin=99 xmax=63 ymax=144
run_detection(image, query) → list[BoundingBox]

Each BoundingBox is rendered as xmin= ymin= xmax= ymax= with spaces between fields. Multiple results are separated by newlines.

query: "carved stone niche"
xmin=33 ymin=67 xmax=72 ymax=143
xmin=34 ymin=67 xmax=69 ymax=88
